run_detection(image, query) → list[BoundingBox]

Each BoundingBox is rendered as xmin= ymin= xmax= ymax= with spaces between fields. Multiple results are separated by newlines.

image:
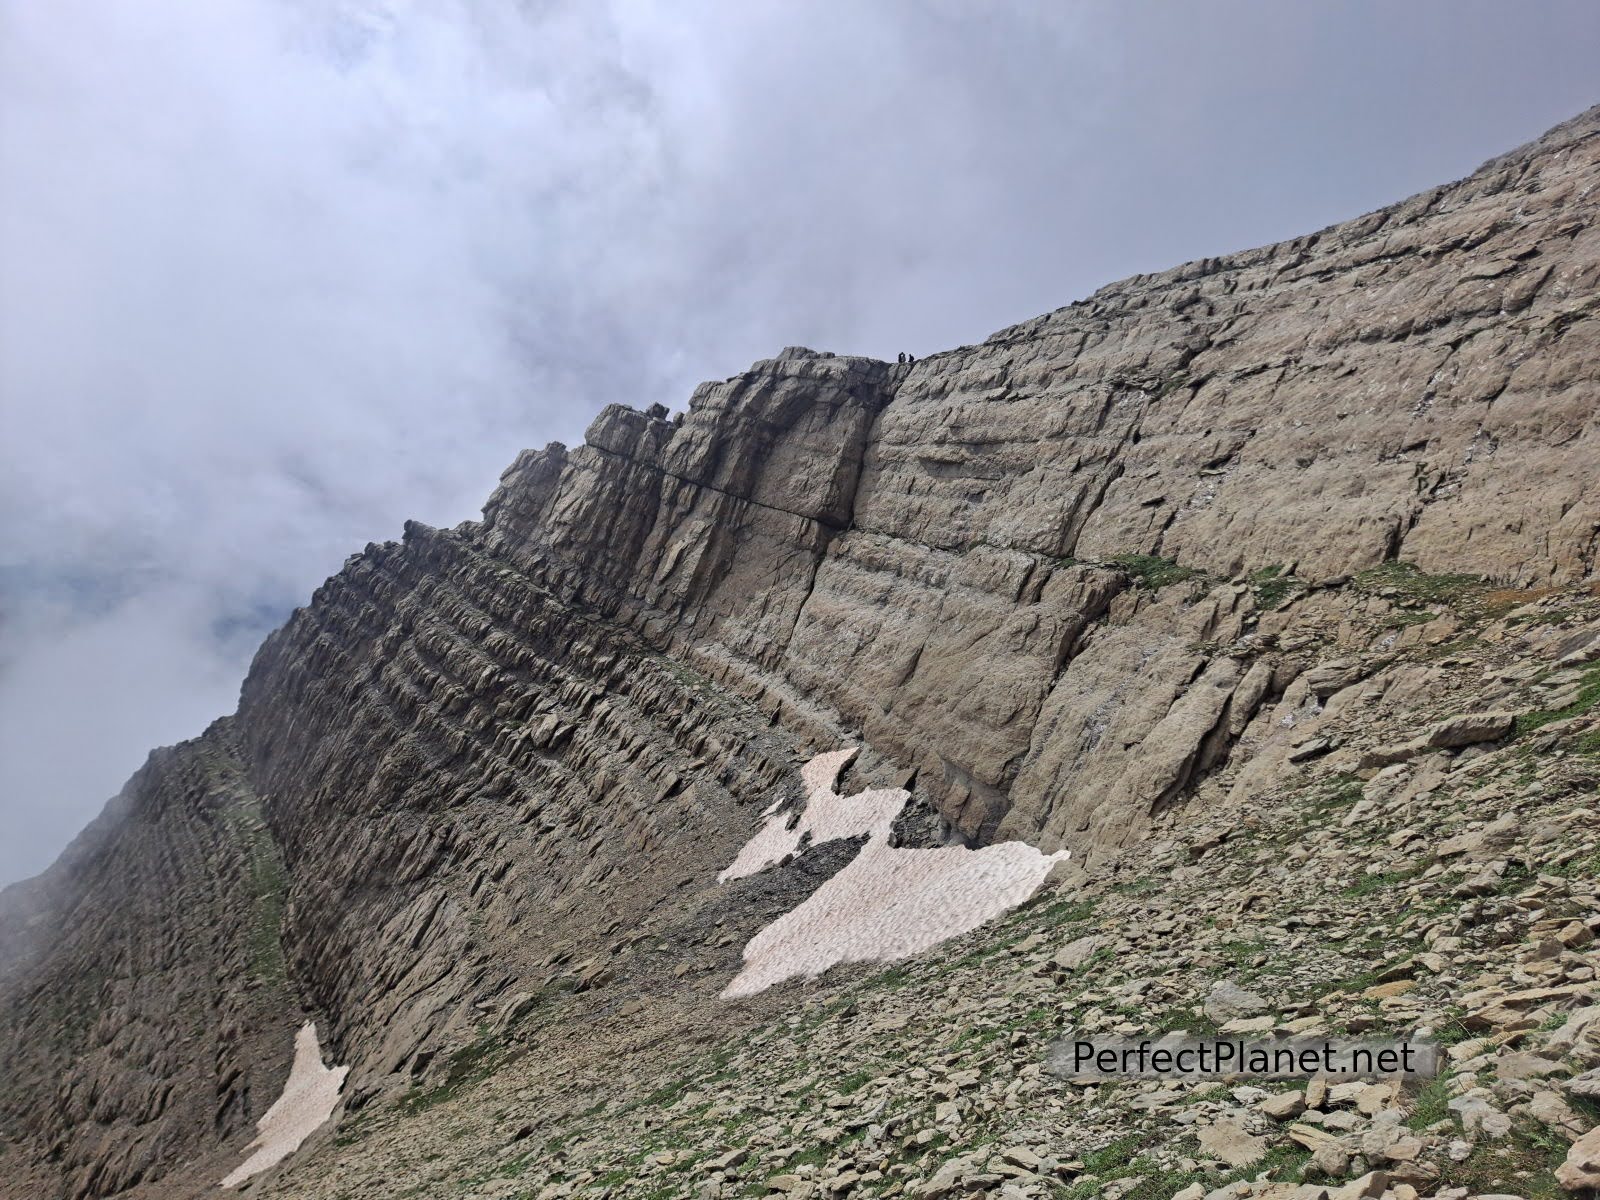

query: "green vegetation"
xmin=1109 ymin=875 xmax=1162 ymax=897
xmin=1352 ymin=560 xmax=1572 ymax=632
xmin=1163 ymin=1008 xmax=1220 ymax=1038
xmin=1406 ymin=1076 xmax=1454 ymax=1130
xmin=1274 ymin=773 xmax=1365 ymax=843
xmin=1306 ymin=961 xmax=1400 ymax=1002
xmin=1504 ymin=603 xmax=1580 ymax=628
xmin=1435 ymin=1120 xmax=1579 ymax=1200
xmin=861 ymin=964 xmax=913 ymax=990
xmin=398 ymin=1031 xmax=509 ymax=1116
xmin=1341 ymin=861 xmax=1427 ymax=898
xmin=1354 ymin=560 xmax=1488 ymax=609
xmin=638 ymin=1066 xmax=739 ymax=1111
xmin=1060 ymin=1140 xmax=1312 ymax=1200
xmin=1387 ymin=608 xmax=1442 ymax=628
xmin=1035 ymin=896 xmax=1099 ymax=926
xmin=834 ymin=1069 xmax=873 ymax=1095
xmin=330 ymin=1106 xmax=374 ymax=1149
xmin=1515 ymin=663 xmax=1600 ymax=737
xmin=1106 ymin=554 xmax=1199 ymax=590
xmin=1216 ymin=935 xmax=1268 ymax=961
xmin=1549 ymin=845 xmax=1600 ymax=878
xmin=1153 ymin=371 xmax=1191 ymax=400
xmin=458 ymin=1151 xmax=534 ymax=1189
xmin=1430 ymin=1011 xmax=1478 ymax=1047
xmin=220 ymin=794 xmax=289 ymax=989
xmin=1248 ymin=565 xmax=1306 ymax=610
xmin=1081 ymin=1134 xmax=1142 ymax=1175
xmin=1491 ymin=861 xmax=1536 ymax=897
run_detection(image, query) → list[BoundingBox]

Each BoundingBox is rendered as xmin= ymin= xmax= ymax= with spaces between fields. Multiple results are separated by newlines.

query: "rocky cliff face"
xmin=0 ymin=722 xmax=296 ymax=1197
xmin=0 ymin=107 xmax=1596 ymax=1200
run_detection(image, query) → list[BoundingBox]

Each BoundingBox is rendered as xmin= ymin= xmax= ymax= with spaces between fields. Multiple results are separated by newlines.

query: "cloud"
xmin=2 ymin=0 xmax=1597 ymax=883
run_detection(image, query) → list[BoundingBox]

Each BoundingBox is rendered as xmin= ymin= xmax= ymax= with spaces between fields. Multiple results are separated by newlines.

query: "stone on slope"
xmin=1204 ymin=980 xmax=1271 ymax=1023
xmin=1557 ymin=1125 xmax=1600 ymax=1191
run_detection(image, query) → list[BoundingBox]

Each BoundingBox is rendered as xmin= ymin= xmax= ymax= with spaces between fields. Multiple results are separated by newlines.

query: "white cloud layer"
xmin=2 ymin=0 xmax=1597 ymax=883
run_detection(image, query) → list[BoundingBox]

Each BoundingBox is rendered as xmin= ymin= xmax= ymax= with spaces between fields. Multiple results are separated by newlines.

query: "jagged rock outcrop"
xmin=0 ymin=106 xmax=1596 ymax=1199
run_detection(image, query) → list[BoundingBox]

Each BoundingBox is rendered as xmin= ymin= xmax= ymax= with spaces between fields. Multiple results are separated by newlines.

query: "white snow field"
xmin=719 ymin=748 xmax=903 ymax=882
xmin=221 ymin=1021 xmax=349 ymax=1188
xmin=721 ymin=748 xmax=1069 ymax=998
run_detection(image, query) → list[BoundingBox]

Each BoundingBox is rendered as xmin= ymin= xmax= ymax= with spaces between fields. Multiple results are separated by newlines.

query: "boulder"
xmin=1196 ymin=1118 xmax=1268 ymax=1168
xmin=1557 ymin=1125 xmax=1600 ymax=1191
xmin=1360 ymin=711 xmax=1516 ymax=768
xmin=1204 ymin=980 xmax=1271 ymax=1023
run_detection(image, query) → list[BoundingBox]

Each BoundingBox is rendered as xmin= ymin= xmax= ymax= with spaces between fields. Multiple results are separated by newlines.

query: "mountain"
xmin=1 ymin=106 xmax=1597 ymax=1200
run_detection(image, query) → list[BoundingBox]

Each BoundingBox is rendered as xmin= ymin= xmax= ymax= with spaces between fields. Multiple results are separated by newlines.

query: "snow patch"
xmin=221 ymin=1021 xmax=348 ymax=1188
xmin=720 ymin=749 xmax=1069 ymax=998
xmin=718 ymin=748 xmax=900 ymax=882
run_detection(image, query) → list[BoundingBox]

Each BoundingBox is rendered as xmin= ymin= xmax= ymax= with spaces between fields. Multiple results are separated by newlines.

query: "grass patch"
xmin=1081 ymin=1135 xmax=1143 ymax=1175
xmin=638 ymin=1066 xmax=739 ymax=1112
xmin=1406 ymin=1076 xmax=1454 ymax=1130
xmin=1431 ymin=1011 xmax=1478 ymax=1047
xmin=1164 ymin=1008 xmax=1221 ymax=1037
xmin=1106 ymin=554 xmax=1198 ymax=590
xmin=331 ymin=1105 xmax=375 ymax=1149
xmin=1307 ymin=961 xmax=1401 ymax=1002
xmin=1342 ymin=862 xmax=1428 ymax=898
xmin=862 ymin=964 xmax=913 ymax=990
xmin=1036 ymin=896 xmax=1099 ymax=926
xmin=1516 ymin=663 xmax=1600 ymax=737
xmin=1354 ymin=560 xmax=1488 ymax=610
xmin=1061 ymin=1142 xmax=1312 ymax=1200
xmin=1548 ymin=845 xmax=1600 ymax=878
xmin=220 ymin=793 xmax=289 ymax=989
xmin=1248 ymin=565 xmax=1306 ymax=611
xmin=1110 ymin=876 xmax=1162 ymax=897
xmin=1435 ymin=1120 xmax=1576 ymax=1200
xmin=1154 ymin=372 xmax=1191 ymax=400
xmin=398 ymin=1032 xmax=507 ymax=1116
xmin=1491 ymin=861 xmax=1536 ymax=896
xmin=1386 ymin=608 xmax=1441 ymax=629
xmin=1217 ymin=936 xmax=1269 ymax=964
xmin=835 ymin=1070 xmax=873 ymax=1095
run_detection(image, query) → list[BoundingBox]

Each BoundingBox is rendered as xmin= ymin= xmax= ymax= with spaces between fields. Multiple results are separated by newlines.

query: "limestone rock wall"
xmin=472 ymin=105 xmax=1600 ymax=845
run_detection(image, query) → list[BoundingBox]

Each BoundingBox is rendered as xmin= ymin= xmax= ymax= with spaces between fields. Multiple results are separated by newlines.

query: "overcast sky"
xmin=0 ymin=0 xmax=1596 ymax=885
